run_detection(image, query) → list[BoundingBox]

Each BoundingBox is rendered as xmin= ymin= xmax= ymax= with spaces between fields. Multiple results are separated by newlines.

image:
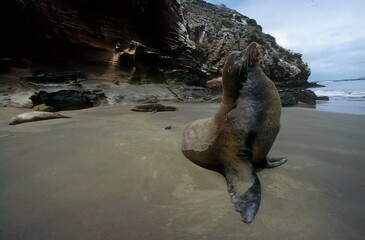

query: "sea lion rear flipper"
xmin=265 ymin=157 xmax=287 ymax=168
xmin=223 ymin=148 xmax=261 ymax=224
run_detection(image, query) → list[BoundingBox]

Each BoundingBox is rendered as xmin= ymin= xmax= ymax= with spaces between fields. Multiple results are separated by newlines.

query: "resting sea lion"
xmin=130 ymin=103 xmax=177 ymax=113
xmin=9 ymin=111 xmax=71 ymax=125
xmin=181 ymin=42 xmax=287 ymax=223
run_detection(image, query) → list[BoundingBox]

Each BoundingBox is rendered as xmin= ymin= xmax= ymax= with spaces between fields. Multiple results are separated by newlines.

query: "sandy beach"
xmin=0 ymin=104 xmax=364 ymax=240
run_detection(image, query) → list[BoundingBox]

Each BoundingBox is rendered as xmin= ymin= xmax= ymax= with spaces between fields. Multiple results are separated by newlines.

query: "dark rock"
xmin=316 ymin=96 xmax=329 ymax=101
xmin=30 ymin=89 xmax=107 ymax=111
xmin=279 ymin=93 xmax=298 ymax=106
xmin=296 ymin=89 xmax=317 ymax=105
xmin=278 ymin=88 xmax=317 ymax=106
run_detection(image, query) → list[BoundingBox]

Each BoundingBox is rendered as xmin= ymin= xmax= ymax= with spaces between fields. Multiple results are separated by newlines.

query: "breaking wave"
xmin=312 ymin=79 xmax=365 ymax=100
xmin=313 ymin=89 xmax=365 ymax=98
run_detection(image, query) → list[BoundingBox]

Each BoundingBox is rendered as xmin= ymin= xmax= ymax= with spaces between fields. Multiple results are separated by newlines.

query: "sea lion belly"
xmin=233 ymin=76 xmax=282 ymax=163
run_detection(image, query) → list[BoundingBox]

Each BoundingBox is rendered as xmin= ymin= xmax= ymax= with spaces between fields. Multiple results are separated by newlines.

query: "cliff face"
xmin=1 ymin=0 xmax=190 ymax=68
xmin=1 ymin=0 xmax=314 ymax=104
xmin=181 ymin=0 xmax=311 ymax=84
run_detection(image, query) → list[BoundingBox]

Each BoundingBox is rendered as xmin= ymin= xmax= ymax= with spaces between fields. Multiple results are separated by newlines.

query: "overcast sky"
xmin=205 ymin=0 xmax=365 ymax=81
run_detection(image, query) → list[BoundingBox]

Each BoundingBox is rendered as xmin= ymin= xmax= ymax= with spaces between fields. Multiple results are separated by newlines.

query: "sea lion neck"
xmin=214 ymin=42 xmax=262 ymax=123
xmin=221 ymin=42 xmax=261 ymax=101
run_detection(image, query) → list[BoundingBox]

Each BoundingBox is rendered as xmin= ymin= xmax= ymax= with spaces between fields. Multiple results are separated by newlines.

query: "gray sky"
xmin=205 ymin=0 xmax=365 ymax=81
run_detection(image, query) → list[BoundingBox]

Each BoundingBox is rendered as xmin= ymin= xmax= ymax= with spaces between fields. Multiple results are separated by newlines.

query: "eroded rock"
xmin=30 ymin=89 xmax=107 ymax=111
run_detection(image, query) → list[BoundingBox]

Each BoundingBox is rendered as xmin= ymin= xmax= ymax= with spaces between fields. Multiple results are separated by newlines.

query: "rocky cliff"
xmin=1 ymin=0 xmax=317 ymax=105
xmin=1 ymin=0 xmax=189 ymax=68
xmin=181 ymin=0 xmax=317 ymax=105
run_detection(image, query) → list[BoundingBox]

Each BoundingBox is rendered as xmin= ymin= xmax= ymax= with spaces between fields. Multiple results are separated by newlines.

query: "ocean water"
xmin=309 ymin=79 xmax=365 ymax=115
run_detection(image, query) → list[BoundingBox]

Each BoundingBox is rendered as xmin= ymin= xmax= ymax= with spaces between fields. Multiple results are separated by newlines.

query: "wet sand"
xmin=0 ymin=104 xmax=364 ymax=240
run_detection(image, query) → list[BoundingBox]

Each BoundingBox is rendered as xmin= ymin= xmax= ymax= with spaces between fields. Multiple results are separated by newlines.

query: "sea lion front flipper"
xmin=265 ymin=157 xmax=287 ymax=168
xmin=223 ymin=148 xmax=261 ymax=224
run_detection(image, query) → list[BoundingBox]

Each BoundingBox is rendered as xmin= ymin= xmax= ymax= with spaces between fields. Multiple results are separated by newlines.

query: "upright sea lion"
xmin=181 ymin=42 xmax=287 ymax=223
xmin=9 ymin=111 xmax=71 ymax=125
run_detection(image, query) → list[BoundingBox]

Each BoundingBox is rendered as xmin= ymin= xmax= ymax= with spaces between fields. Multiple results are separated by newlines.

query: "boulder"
xmin=316 ymin=96 xmax=330 ymax=101
xmin=279 ymin=93 xmax=299 ymax=106
xmin=30 ymin=89 xmax=107 ymax=111
xmin=278 ymin=89 xmax=317 ymax=106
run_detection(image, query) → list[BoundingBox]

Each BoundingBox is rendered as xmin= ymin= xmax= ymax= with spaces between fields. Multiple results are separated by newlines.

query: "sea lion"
xmin=130 ymin=103 xmax=177 ymax=113
xmin=181 ymin=42 xmax=287 ymax=223
xmin=9 ymin=111 xmax=71 ymax=125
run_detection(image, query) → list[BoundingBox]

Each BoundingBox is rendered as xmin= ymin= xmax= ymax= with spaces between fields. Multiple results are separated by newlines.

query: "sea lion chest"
xmin=218 ymin=71 xmax=281 ymax=162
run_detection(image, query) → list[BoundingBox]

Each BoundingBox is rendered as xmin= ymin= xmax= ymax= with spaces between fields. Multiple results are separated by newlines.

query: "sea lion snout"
xmin=243 ymin=42 xmax=261 ymax=66
xmin=232 ymin=41 xmax=261 ymax=65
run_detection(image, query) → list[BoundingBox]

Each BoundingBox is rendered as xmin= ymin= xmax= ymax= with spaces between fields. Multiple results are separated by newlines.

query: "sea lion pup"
xmin=181 ymin=42 xmax=287 ymax=223
xmin=9 ymin=111 xmax=71 ymax=125
xmin=130 ymin=103 xmax=177 ymax=113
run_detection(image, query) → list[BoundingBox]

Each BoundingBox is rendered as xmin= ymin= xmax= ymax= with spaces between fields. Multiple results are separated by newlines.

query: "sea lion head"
xmin=8 ymin=116 xmax=20 ymax=125
xmin=222 ymin=42 xmax=261 ymax=101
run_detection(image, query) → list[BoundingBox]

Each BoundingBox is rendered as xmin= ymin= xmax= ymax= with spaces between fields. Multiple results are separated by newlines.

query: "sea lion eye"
xmin=234 ymin=52 xmax=244 ymax=63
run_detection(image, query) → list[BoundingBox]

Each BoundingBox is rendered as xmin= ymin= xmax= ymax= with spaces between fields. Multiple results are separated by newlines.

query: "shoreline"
xmin=2 ymin=71 xmax=364 ymax=116
xmin=0 ymin=104 xmax=364 ymax=240
xmin=313 ymin=99 xmax=365 ymax=116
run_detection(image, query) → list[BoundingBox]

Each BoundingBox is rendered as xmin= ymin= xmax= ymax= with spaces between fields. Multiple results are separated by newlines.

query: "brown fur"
xmin=181 ymin=42 xmax=283 ymax=223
